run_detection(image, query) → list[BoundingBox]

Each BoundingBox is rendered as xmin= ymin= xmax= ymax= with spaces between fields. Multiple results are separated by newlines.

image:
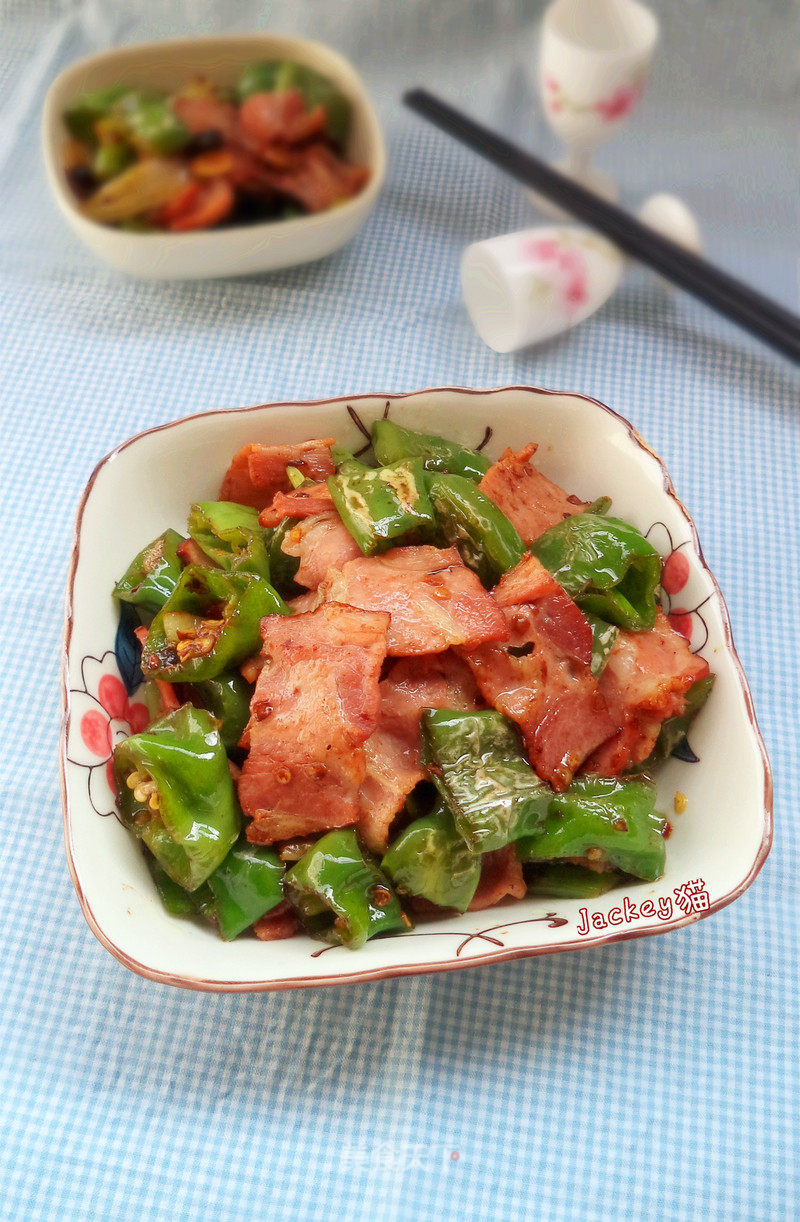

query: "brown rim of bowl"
xmin=60 ymin=385 xmax=774 ymax=992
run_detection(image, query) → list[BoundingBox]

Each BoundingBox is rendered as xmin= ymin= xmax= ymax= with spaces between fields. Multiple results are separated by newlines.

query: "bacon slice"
xmin=493 ymin=553 xmax=592 ymax=666
xmin=584 ymin=609 xmax=710 ymax=774
xmin=358 ymin=653 xmax=481 ymax=853
xmin=239 ymin=89 xmax=328 ymax=147
xmin=318 ymin=546 xmax=509 ymax=657
xmin=467 ymin=847 xmax=527 ymax=911
xmin=259 ymin=483 xmax=334 ymax=528
xmin=462 ymin=560 xmax=613 ymax=790
xmin=253 ymin=901 xmax=299 ymax=941
xmin=239 ymin=603 xmax=389 ymax=843
xmin=219 ymin=439 xmax=335 ymax=510
xmin=479 ymin=444 xmax=589 ymax=545
xmin=280 ymin=512 xmax=362 ymax=590
xmin=250 ymin=142 xmax=369 ymax=214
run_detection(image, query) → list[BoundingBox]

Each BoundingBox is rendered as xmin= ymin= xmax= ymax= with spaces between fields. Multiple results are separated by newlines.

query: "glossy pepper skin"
xmin=284 ymin=830 xmax=410 ymax=949
xmin=427 ymin=472 xmax=525 ymax=586
xmin=584 ymin=612 xmax=618 ymax=678
xmin=186 ymin=670 xmax=253 ymax=753
xmin=327 ymin=457 xmax=436 ymax=555
xmin=526 ymin=863 xmax=621 ymax=899
xmin=371 ymin=420 xmax=491 ymax=483
xmin=516 ymin=775 xmax=667 ymax=882
xmin=141 ymin=564 xmax=289 ymax=682
xmin=113 ymin=528 xmax=185 ymax=614
xmin=266 ymin=518 xmax=302 ymax=595
xmin=187 ymin=501 xmax=271 ymax=581
xmin=235 ymin=60 xmax=351 ymax=144
xmin=126 ymin=99 xmax=190 ymax=155
xmin=531 ymin=512 xmax=662 ymax=631
xmin=145 ymin=852 xmax=196 ymax=916
xmin=420 ymin=710 xmax=552 ymax=853
xmin=382 ymin=802 xmax=480 ymax=912
xmin=205 ymin=839 xmax=284 ymax=940
xmin=640 ymin=674 xmax=715 ymax=768
xmin=113 ymin=705 xmax=240 ymax=891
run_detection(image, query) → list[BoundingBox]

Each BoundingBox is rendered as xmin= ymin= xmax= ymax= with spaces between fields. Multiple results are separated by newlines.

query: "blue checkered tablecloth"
xmin=1 ymin=2 xmax=798 ymax=1219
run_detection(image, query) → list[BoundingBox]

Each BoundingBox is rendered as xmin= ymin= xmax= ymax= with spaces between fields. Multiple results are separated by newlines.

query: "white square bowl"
xmin=61 ymin=387 xmax=772 ymax=991
xmin=42 ymin=34 xmax=386 ymax=279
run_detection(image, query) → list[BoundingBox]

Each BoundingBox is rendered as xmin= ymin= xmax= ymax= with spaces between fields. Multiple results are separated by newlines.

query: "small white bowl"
xmin=61 ymin=387 xmax=772 ymax=992
xmin=42 ymin=34 xmax=386 ymax=279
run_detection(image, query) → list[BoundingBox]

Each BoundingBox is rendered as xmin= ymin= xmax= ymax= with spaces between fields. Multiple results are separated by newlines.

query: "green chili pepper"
xmin=420 ymin=710 xmax=552 ymax=853
xmin=125 ymin=99 xmax=190 ymax=154
xmin=113 ymin=528 xmax=185 ymax=613
xmin=427 ymin=472 xmax=525 ymax=586
xmin=206 ymin=839 xmax=284 ymax=940
xmin=328 ymin=458 xmax=436 ymax=555
xmin=531 ymin=512 xmax=662 ymax=631
xmin=516 ymin=775 xmax=667 ymax=882
xmin=63 ymin=86 xmax=129 ymax=143
xmin=267 ymin=519 xmax=302 ymax=595
xmin=284 ymin=830 xmax=410 ymax=948
xmin=92 ymin=140 xmax=134 ymax=180
xmin=639 ymin=674 xmax=715 ymax=769
xmin=235 ymin=60 xmax=351 ymax=144
xmin=145 ymin=852 xmax=196 ymax=917
xmin=526 ymin=863 xmax=622 ymax=899
xmin=142 ymin=565 xmax=288 ymax=682
xmin=371 ymin=419 xmax=490 ymax=482
xmin=584 ymin=612 xmax=619 ymax=678
xmin=382 ymin=802 xmax=480 ymax=912
xmin=187 ymin=670 xmax=253 ymax=752
xmin=114 ymin=705 xmax=240 ymax=891
xmin=187 ymin=501 xmax=271 ymax=580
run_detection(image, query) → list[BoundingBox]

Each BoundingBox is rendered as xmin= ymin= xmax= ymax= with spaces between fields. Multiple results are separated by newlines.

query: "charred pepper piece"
xmin=205 ymin=839 xmax=285 ymax=940
xmin=187 ymin=500 xmax=271 ymax=580
xmin=113 ymin=528 xmax=185 ymax=613
xmin=526 ymin=863 xmax=622 ymax=899
xmin=382 ymin=802 xmax=480 ymax=912
xmin=516 ymin=776 xmax=667 ymax=882
xmin=284 ymin=829 xmax=410 ymax=949
xmin=327 ymin=458 xmax=435 ymax=555
xmin=142 ymin=565 xmax=288 ymax=682
xmin=185 ymin=670 xmax=253 ymax=753
xmin=371 ymin=419 xmax=490 ymax=483
xmin=420 ymin=710 xmax=552 ymax=853
xmin=427 ymin=472 xmax=525 ymax=586
xmin=113 ymin=705 xmax=240 ymax=891
xmin=531 ymin=512 xmax=662 ymax=631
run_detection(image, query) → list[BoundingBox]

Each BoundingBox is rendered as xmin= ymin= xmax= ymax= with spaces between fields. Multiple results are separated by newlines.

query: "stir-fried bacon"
xmin=318 ymin=546 xmax=509 ymax=657
xmin=252 ymin=901 xmax=300 ymax=941
xmin=462 ymin=556 xmax=613 ymax=789
xmin=493 ymin=553 xmax=592 ymax=666
xmin=467 ymin=847 xmax=527 ymax=911
xmin=479 ymin=444 xmax=589 ymax=545
xmin=280 ymin=512 xmax=362 ymax=590
xmin=239 ymin=603 xmax=389 ymax=843
xmin=219 ymin=439 xmax=335 ymax=510
xmin=584 ymin=609 xmax=710 ymax=775
xmin=358 ymin=654 xmax=481 ymax=853
xmin=259 ymin=483 xmax=334 ymax=528
xmin=239 ymin=88 xmax=328 ymax=147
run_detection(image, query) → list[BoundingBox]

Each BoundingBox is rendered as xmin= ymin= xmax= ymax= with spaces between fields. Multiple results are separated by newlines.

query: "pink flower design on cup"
xmin=68 ymin=652 xmax=148 ymax=816
xmin=595 ymin=80 xmax=644 ymax=123
xmin=520 ymin=236 xmax=589 ymax=316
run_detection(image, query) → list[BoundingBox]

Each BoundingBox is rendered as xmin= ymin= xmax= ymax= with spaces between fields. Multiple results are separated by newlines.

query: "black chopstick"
xmin=404 ymin=88 xmax=800 ymax=365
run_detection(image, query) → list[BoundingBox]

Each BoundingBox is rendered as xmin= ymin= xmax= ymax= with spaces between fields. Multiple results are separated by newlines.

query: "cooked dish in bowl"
xmin=109 ymin=420 xmax=713 ymax=949
xmin=62 ymin=59 xmax=368 ymax=231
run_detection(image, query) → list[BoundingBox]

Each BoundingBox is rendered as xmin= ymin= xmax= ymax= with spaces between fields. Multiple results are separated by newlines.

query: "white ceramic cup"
xmin=538 ymin=0 xmax=659 ymax=199
xmin=461 ymin=224 xmax=623 ymax=352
